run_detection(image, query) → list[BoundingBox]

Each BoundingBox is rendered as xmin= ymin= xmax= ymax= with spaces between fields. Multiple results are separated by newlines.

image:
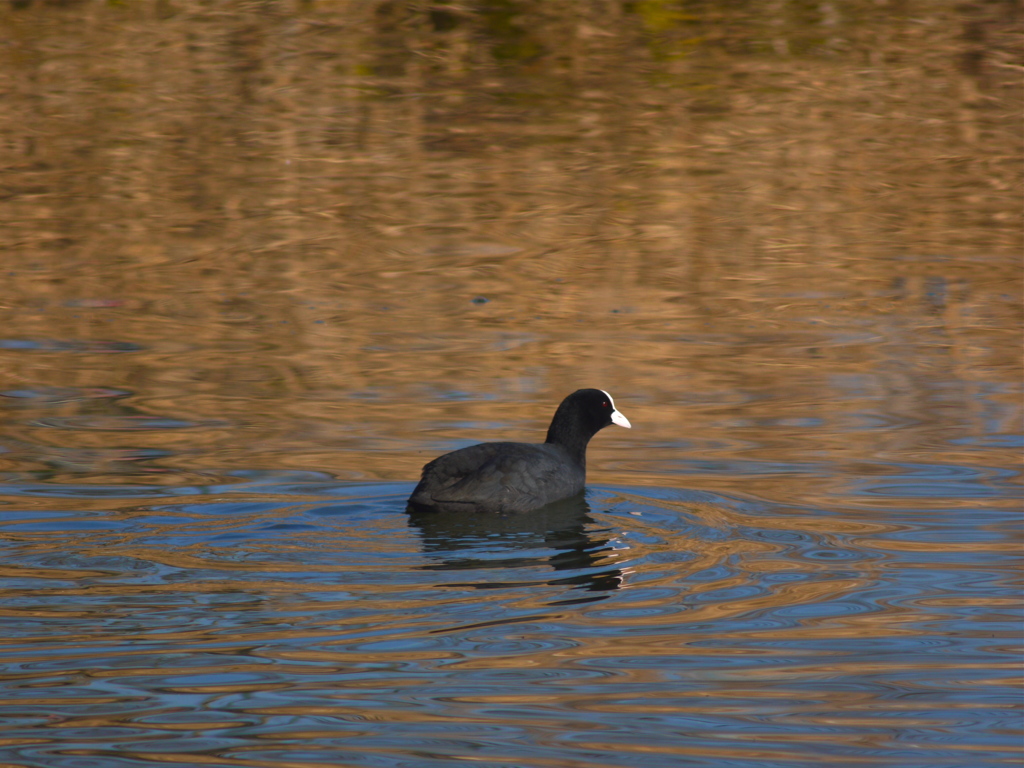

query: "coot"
xmin=407 ymin=389 xmax=631 ymax=514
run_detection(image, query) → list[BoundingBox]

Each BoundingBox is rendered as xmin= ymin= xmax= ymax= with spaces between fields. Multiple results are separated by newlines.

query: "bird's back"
xmin=407 ymin=441 xmax=585 ymax=514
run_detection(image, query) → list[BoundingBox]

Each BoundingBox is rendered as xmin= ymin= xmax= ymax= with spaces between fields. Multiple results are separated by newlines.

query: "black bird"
xmin=407 ymin=389 xmax=631 ymax=514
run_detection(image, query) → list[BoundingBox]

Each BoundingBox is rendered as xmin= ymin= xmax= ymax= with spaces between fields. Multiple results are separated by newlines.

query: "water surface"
xmin=1 ymin=469 xmax=1020 ymax=767
xmin=0 ymin=2 xmax=1020 ymax=767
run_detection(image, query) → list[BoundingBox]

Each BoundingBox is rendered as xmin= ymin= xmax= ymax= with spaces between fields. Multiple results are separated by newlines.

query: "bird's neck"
xmin=545 ymin=423 xmax=592 ymax=467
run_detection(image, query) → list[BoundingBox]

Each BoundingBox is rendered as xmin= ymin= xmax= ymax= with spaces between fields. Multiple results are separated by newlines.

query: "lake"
xmin=0 ymin=2 xmax=1021 ymax=767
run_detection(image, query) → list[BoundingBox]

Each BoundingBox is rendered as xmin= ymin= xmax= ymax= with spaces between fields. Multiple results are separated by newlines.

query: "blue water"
xmin=0 ymin=462 xmax=1019 ymax=768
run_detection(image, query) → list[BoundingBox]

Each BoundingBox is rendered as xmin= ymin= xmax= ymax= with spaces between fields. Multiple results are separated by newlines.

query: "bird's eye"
xmin=602 ymin=401 xmax=609 ymax=408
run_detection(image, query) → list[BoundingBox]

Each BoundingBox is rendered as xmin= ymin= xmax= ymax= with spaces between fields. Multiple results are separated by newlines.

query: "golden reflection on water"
xmin=0 ymin=2 xmax=1021 ymax=767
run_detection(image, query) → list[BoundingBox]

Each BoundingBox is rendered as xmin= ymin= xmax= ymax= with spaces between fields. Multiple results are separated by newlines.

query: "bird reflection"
xmin=407 ymin=493 xmax=624 ymax=601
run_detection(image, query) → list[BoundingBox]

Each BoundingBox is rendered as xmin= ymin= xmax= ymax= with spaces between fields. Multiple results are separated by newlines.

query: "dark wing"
xmin=409 ymin=442 xmax=576 ymax=513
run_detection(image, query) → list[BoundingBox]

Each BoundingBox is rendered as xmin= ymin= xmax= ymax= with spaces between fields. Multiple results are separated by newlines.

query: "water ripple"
xmin=0 ymin=474 xmax=1018 ymax=768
